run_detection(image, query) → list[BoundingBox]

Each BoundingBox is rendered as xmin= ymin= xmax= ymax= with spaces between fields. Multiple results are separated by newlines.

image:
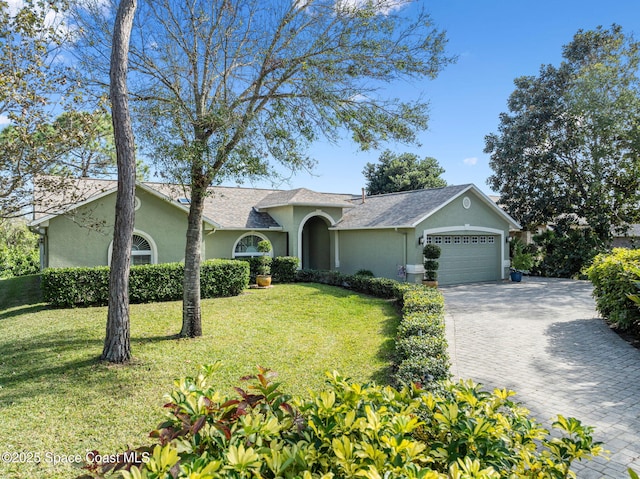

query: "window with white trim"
xmin=480 ymin=236 xmax=487 ymax=244
xmin=444 ymin=236 xmax=452 ymax=244
xmin=463 ymin=236 xmax=470 ymax=244
xmin=233 ymin=234 xmax=272 ymax=258
xmin=454 ymin=236 xmax=461 ymax=244
xmin=131 ymin=234 xmax=152 ymax=265
xmin=471 ymin=236 xmax=479 ymax=244
xmin=488 ymin=236 xmax=495 ymax=244
xmin=434 ymin=236 xmax=443 ymax=244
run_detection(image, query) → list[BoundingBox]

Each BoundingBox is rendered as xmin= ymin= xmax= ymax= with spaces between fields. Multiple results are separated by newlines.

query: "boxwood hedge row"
xmin=42 ymin=259 xmax=249 ymax=308
xmin=295 ymin=269 xmax=450 ymax=389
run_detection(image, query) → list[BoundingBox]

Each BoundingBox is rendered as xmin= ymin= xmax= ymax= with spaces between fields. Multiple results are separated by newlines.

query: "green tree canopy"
xmin=74 ymin=0 xmax=454 ymax=337
xmin=363 ymin=149 xmax=446 ymax=195
xmin=0 ymin=0 xmax=76 ymax=218
xmin=485 ymin=25 xmax=640 ymax=243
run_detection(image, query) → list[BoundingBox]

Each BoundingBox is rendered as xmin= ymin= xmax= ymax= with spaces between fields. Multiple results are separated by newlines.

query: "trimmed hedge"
xmin=42 ymin=260 xmax=249 ymax=308
xmin=271 ymin=256 xmax=300 ymax=283
xmin=236 ymin=256 xmax=300 ymax=284
xmin=584 ymin=248 xmax=640 ymax=330
xmin=296 ymin=269 xmax=450 ymax=389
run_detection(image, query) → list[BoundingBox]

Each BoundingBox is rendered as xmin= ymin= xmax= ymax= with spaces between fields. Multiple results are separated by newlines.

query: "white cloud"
xmin=463 ymin=157 xmax=478 ymax=166
xmin=0 ymin=115 xmax=10 ymax=127
xmin=5 ymin=0 xmax=23 ymax=15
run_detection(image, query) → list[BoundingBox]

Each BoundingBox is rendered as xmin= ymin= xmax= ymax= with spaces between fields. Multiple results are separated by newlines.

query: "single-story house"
xmin=29 ymin=177 xmax=521 ymax=285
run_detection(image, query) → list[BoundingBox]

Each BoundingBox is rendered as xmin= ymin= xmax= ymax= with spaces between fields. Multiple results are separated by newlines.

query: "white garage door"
xmin=426 ymin=234 xmax=501 ymax=285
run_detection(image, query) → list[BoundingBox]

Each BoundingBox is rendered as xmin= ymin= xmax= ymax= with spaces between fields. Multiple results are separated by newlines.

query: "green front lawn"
xmin=0 ymin=280 xmax=399 ymax=479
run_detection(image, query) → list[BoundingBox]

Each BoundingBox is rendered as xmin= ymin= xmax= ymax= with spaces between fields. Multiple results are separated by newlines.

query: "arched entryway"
xmin=300 ymin=215 xmax=331 ymax=270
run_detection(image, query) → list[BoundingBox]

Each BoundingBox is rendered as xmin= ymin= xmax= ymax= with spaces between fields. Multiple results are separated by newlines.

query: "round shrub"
xmin=422 ymin=243 xmax=442 ymax=259
xmin=354 ymin=268 xmax=374 ymax=277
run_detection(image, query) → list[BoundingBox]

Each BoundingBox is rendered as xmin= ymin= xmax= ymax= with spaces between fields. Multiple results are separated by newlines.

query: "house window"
xmin=454 ymin=236 xmax=461 ymax=244
xmin=434 ymin=236 xmax=443 ymax=244
xmin=444 ymin=236 xmax=452 ymax=244
xmin=480 ymin=236 xmax=487 ymax=244
xmin=471 ymin=236 xmax=479 ymax=244
xmin=233 ymin=233 xmax=271 ymax=258
xmin=425 ymin=236 xmax=433 ymax=244
xmin=488 ymin=236 xmax=495 ymax=244
xmin=463 ymin=236 xmax=470 ymax=244
xmin=131 ymin=234 xmax=152 ymax=265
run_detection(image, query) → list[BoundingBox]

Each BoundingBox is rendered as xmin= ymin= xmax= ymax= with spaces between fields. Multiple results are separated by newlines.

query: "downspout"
xmin=394 ymin=227 xmax=408 ymax=282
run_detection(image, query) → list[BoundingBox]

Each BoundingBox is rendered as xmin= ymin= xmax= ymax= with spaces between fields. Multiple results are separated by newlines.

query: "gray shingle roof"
xmin=255 ymin=188 xmax=356 ymax=210
xmin=32 ymin=177 xmax=517 ymax=232
xmin=333 ymin=185 xmax=474 ymax=229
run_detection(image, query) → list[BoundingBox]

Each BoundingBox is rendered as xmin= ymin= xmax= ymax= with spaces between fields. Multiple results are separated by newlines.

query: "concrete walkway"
xmin=442 ymin=278 xmax=640 ymax=478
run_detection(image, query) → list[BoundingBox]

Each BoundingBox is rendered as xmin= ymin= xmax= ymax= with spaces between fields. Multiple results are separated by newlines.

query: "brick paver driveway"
xmin=442 ymin=278 xmax=640 ymax=478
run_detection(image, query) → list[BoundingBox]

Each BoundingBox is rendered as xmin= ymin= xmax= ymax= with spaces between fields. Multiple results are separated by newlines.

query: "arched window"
xmin=233 ymin=233 xmax=271 ymax=258
xmin=108 ymin=230 xmax=157 ymax=266
xmin=131 ymin=234 xmax=152 ymax=265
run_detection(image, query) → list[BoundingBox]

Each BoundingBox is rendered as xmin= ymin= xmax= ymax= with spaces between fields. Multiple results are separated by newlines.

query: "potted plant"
xmin=510 ymin=246 xmax=534 ymax=282
xmin=256 ymin=240 xmax=272 ymax=287
xmin=422 ymin=243 xmax=441 ymax=288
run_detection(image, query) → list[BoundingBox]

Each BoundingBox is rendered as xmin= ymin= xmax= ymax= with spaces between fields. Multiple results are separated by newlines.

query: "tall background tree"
xmin=363 ymin=149 xmax=446 ymax=195
xmin=102 ymin=0 xmax=137 ymax=363
xmin=75 ymin=0 xmax=454 ymax=337
xmin=485 ymin=25 xmax=640 ymax=245
xmin=0 ymin=0 xmax=78 ymax=218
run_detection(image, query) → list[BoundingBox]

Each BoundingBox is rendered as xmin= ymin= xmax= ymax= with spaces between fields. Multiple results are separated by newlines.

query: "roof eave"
xmin=256 ymin=202 xmax=355 ymax=212
xmin=29 ymin=184 xmax=119 ymax=227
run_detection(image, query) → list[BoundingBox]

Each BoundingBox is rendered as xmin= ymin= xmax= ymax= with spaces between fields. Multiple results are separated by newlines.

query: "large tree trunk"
xmin=180 ymin=183 xmax=205 ymax=338
xmin=102 ymin=0 xmax=137 ymax=363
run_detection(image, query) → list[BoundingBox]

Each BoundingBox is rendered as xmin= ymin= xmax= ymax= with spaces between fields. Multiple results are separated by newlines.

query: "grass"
xmin=0 ymin=278 xmax=399 ymax=479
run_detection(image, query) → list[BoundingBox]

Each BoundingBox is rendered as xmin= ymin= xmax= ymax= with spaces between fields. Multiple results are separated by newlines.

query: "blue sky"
xmin=230 ymin=0 xmax=640 ymax=195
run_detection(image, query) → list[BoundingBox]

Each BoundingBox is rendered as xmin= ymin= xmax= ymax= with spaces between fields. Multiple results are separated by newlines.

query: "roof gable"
xmin=332 ymin=185 xmax=521 ymax=230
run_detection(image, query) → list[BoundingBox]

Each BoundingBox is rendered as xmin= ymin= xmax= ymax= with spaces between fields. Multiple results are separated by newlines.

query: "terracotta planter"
xmin=422 ymin=279 xmax=438 ymax=289
xmin=256 ymin=275 xmax=272 ymax=287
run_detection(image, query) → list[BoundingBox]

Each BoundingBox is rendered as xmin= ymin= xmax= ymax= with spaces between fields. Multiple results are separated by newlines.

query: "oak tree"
xmin=77 ymin=0 xmax=454 ymax=337
xmin=485 ymin=25 xmax=640 ymax=243
xmin=363 ymin=149 xmax=446 ymax=195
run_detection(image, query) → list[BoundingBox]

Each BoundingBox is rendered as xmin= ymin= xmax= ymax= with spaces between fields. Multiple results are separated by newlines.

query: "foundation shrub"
xmin=84 ymin=365 xmax=602 ymax=479
xmin=42 ymin=260 xmax=249 ymax=307
xmin=236 ymin=257 xmax=262 ymax=283
xmin=295 ymin=269 xmax=346 ymax=286
xmin=584 ymin=248 xmax=640 ymax=330
xmin=271 ymin=256 xmax=300 ymax=283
